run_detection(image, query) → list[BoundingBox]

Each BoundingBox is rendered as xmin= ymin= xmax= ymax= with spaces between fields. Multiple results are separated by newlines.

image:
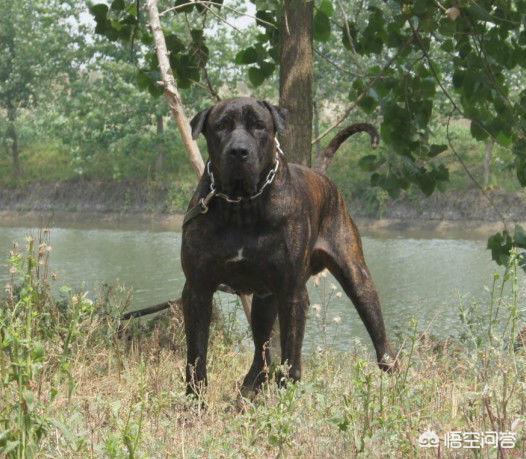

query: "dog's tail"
xmin=315 ymin=123 xmax=379 ymax=174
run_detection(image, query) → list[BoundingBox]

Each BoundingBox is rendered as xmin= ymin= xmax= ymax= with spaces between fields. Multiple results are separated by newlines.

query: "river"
xmin=1 ymin=218 xmax=523 ymax=352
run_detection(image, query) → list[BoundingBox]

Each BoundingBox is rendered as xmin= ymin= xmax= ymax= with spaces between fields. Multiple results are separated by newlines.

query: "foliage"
xmin=0 ymin=234 xmax=96 ymax=457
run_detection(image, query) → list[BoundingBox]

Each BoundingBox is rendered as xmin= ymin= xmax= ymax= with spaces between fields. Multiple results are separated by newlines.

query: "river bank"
xmin=0 ymin=180 xmax=524 ymax=236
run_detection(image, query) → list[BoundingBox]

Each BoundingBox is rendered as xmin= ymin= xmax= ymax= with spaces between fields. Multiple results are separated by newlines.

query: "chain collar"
xmin=208 ymin=153 xmax=279 ymax=203
xmin=183 ymin=138 xmax=284 ymax=225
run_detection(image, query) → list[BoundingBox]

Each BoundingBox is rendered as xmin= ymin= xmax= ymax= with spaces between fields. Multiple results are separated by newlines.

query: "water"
xmin=0 ymin=220 xmax=523 ymax=352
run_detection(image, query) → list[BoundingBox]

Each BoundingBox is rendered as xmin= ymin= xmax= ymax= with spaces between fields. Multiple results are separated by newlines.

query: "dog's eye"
xmin=251 ymin=121 xmax=266 ymax=131
xmin=215 ymin=120 xmax=230 ymax=131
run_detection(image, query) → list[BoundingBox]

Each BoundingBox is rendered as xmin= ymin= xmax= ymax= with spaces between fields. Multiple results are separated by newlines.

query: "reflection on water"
xmin=0 ymin=223 xmax=523 ymax=352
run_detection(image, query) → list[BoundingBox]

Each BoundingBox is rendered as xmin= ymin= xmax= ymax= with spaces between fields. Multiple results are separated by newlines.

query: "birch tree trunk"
xmin=146 ymin=0 xmax=204 ymax=177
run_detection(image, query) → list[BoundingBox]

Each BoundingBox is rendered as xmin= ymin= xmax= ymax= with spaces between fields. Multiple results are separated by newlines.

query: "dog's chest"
xmin=211 ymin=227 xmax=287 ymax=291
xmin=216 ymin=228 xmax=279 ymax=267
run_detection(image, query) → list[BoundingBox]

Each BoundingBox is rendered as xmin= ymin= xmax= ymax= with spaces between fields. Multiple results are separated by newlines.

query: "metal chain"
xmin=206 ymin=137 xmax=283 ymax=204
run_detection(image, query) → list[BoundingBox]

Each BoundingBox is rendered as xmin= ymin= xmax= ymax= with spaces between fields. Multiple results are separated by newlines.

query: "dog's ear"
xmin=190 ymin=107 xmax=212 ymax=139
xmin=260 ymin=101 xmax=288 ymax=134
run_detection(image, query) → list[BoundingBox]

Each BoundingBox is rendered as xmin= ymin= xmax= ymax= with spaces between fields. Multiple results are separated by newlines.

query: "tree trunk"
xmin=7 ymin=103 xmax=20 ymax=180
xmin=483 ymin=140 xmax=494 ymax=189
xmin=155 ymin=114 xmax=166 ymax=176
xmin=279 ymin=0 xmax=313 ymax=166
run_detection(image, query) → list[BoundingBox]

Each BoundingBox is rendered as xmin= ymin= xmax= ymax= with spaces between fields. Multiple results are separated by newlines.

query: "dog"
xmin=181 ymin=97 xmax=397 ymax=395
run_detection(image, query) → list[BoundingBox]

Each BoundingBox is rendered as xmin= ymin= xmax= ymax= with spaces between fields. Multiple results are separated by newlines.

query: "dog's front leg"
xmin=182 ymin=281 xmax=214 ymax=397
xmin=277 ymin=287 xmax=309 ymax=384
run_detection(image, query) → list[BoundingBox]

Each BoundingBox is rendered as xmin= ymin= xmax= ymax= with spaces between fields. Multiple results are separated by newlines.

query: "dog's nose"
xmin=229 ymin=147 xmax=249 ymax=161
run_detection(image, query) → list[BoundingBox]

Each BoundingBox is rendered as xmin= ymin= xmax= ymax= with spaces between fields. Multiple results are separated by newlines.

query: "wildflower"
xmin=82 ymin=295 xmax=94 ymax=306
xmin=333 ymin=316 xmax=341 ymax=324
xmin=51 ymin=272 xmax=57 ymax=280
xmin=335 ymin=291 xmax=343 ymax=298
xmin=330 ymin=283 xmax=337 ymax=290
xmin=312 ymin=303 xmax=321 ymax=313
xmin=321 ymin=269 xmax=328 ymax=278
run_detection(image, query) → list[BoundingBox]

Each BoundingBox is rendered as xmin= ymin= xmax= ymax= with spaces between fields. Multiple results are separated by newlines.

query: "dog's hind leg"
xmin=315 ymin=215 xmax=397 ymax=372
xmin=241 ymin=293 xmax=278 ymax=395
xmin=277 ymin=287 xmax=309 ymax=384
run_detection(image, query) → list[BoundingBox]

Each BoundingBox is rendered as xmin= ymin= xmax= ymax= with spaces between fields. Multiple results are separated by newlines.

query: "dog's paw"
xmin=378 ymin=352 xmax=399 ymax=373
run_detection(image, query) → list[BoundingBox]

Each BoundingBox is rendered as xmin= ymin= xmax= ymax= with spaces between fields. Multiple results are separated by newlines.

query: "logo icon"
xmin=418 ymin=430 xmax=439 ymax=448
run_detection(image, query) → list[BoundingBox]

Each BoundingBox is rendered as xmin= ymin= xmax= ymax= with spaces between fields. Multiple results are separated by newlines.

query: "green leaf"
xmin=440 ymin=39 xmax=454 ymax=52
xmin=412 ymin=0 xmax=429 ymax=16
xmin=417 ymin=173 xmax=436 ymax=196
xmin=470 ymin=120 xmax=489 ymax=141
xmin=248 ymin=67 xmax=265 ymax=87
xmin=89 ymin=3 xmax=109 ymax=21
xmin=496 ymin=131 xmax=512 ymax=147
xmin=429 ymin=144 xmax=448 ymax=157
xmin=248 ymin=62 xmax=275 ymax=87
xmin=235 ymin=47 xmax=259 ymax=65
xmin=165 ymin=34 xmax=185 ymax=54
xmin=314 ymin=11 xmax=331 ymax=42
xmin=487 ymin=230 xmax=513 ymax=265
xmin=190 ymin=29 xmax=205 ymax=42
xmin=318 ymin=0 xmax=334 ymax=17
xmin=358 ymin=95 xmax=378 ymax=114
xmin=110 ymin=0 xmax=125 ymax=11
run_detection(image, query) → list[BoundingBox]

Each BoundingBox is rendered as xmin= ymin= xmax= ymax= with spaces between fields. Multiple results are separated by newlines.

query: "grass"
xmin=1 ymin=234 xmax=526 ymax=458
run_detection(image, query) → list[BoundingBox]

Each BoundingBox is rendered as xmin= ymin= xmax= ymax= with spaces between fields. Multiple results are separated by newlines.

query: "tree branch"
xmin=160 ymin=1 xmax=277 ymax=29
xmin=147 ymin=0 xmax=205 ymax=176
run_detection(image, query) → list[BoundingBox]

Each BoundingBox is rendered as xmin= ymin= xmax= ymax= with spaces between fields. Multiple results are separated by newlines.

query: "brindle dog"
xmin=182 ymin=97 xmax=397 ymax=396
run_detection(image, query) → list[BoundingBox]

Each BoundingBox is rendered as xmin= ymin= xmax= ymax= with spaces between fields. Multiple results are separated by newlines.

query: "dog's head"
xmin=190 ymin=97 xmax=287 ymax=197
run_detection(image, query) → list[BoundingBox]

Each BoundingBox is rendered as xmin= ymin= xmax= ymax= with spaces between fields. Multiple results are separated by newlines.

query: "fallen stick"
xmin=121 ymin=299 xmax=180 ymax=320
